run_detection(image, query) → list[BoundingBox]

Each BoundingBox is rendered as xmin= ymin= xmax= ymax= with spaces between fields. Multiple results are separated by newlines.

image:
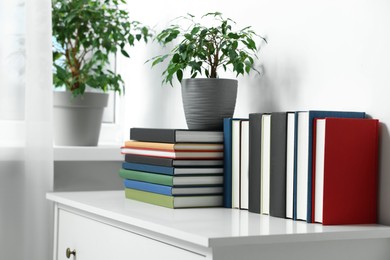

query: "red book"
xmin=313 ymin=118 xmax=379 ymax=225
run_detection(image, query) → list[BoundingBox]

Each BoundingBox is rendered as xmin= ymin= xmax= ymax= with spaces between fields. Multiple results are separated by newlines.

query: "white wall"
xmin=118 ymin=0 xmax=390 ymax=224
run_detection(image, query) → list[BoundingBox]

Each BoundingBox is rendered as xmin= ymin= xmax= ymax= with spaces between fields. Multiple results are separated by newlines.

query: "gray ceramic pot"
xmin=181 ymin=78 xmax=238 ymax=130
xmin=53 ymin=92 xmax=108 ymax=146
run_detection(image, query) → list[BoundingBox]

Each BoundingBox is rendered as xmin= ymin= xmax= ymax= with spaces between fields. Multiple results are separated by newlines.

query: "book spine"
xmin=292 ymin=112 xmax=300 ymax=220
xmin=130 ymin=128 xmax=175 ymax=143
xmin=269 ymin=112 xmax=287 ymax=218
xmin=223 ymin=118 xmax=233 ymax=208
xmin=248 ymin=113 xmax=262 ymax=214
xmin=124 ymin=154 xmax=174 ymax=167
xmin=124 ymin=179 xmax=173 ymax=196
xmin=122 ymin=162 xmax=174 ymax=175
xmin=119 ymin=168 xmax=173 ymax=186
xmin=125 ymin=188 xmax=174 ymax=208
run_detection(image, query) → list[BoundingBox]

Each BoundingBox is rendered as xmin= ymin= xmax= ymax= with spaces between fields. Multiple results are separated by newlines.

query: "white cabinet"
xmin=47 ymin=191 xmax=390 ymax=260
xmin=56 ymin=209 xmax=203 ymax=260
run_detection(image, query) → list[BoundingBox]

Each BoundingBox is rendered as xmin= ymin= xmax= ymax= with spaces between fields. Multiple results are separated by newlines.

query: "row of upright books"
xmin=119 ymin=128 xmax=225 ymax=208
xmin=224 ymin=110 xmax=379 ymax=225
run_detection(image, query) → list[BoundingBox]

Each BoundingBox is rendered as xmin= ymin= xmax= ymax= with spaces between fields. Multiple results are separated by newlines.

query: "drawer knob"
xmin=66 ymin=248 xmax=76 ymax=258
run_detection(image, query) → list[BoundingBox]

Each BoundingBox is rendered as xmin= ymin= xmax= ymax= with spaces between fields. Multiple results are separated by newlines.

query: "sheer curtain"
xmin=0 ymin=0 xmax=53 ymax=260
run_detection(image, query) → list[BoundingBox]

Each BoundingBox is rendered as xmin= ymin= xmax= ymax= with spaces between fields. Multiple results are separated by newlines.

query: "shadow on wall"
xmin=378 ymin=122 xmax=390 ymax=225
xmin=246 ymin=59 xmax=301 ymax=114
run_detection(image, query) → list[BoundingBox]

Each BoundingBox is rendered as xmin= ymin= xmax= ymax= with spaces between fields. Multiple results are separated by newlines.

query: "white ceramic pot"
xmin=53 ymin=92 xmax=108 ymax=146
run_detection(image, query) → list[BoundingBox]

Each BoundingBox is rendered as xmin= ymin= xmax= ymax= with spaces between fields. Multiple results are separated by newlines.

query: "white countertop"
xmin=46 ymin=190 xmax=390 ymax=248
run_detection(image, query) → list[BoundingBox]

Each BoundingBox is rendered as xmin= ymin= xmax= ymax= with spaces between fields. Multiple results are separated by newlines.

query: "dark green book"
xmin=124 ymin=188 xmax=223 ymax=208
xmin=119 ymin=168 xmax=223 ymax=186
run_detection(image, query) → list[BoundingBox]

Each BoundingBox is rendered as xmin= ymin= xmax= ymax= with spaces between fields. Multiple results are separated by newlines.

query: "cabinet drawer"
xmin=56 ymin=209 xmax=204 ymax=260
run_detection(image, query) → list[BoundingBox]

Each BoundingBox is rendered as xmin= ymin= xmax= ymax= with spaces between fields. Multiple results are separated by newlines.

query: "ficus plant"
xmin=52 ymin=0 xmax=152 ymax=97
xmin=149 ymin=12 xmax=267 ymax=86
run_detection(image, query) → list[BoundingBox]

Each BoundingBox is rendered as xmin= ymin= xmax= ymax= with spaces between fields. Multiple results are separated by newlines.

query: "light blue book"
xmin=123 ymin=179 xmax=223 ymax=196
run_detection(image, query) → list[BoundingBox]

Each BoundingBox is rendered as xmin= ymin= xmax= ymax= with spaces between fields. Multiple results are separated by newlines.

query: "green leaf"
xmin=245 ymin=64 xmax=251 ymax=74
xmin=247 ymin=38 xmax=257 ymax=50
xmin=151 ymin=54 xmax=169 ymax=66
xmin=228 ymin=33 xmax=239 ymax=39
xmin=128 ymin=34 xmax=135 ymax=45
xmin=232 ymin=41 xmax=238 ymax=50
xmin=191 ymin=26 xmax=200 ymax=35
xmin=176 ymin=69 xmax=183 ymax=82
xmin=172 ymin=53 xmax=180 ymax=63
xmin=121 ymin=49 xmax=130 ymax=58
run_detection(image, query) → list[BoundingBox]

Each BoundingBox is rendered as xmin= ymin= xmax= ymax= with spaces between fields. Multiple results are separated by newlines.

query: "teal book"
xmin=119 ymin=168 xmax=223 ymax=186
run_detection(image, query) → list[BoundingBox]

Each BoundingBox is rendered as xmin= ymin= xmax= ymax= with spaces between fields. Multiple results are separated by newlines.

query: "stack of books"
xmin=119 ymin=128 xmax=225 ymax=208
xmin=224 ymin=110 xmax=379 ymax=225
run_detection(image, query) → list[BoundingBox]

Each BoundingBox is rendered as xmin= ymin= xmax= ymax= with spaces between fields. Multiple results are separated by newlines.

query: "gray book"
xmin=130 ymin=128 xmax=223 ymax=143
xmin=248 ymin=113 xmax=262 ymax=214
xmin=269 ymin=112 xmax=288 ymax=218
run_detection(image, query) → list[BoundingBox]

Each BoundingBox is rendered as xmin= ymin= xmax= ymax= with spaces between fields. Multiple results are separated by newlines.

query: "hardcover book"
xmin=313 ymin=118 xmax=378 ymax=225
xmin=240 ymin=120 xmax=250 ymax=210
xmin=125 ymin=188 xmax=223 ymax=208
xmin=123 ymin=179 xmax=223 ymax=196
xmin=119 ymin=168 xmax=223 ymax=186
xmin=232 ymin=119 xmax=248 ymax=208
xmin=248 ymin=113 xmax=262 ymax=214
xmin=223 ymin=118 xmax=246 ymax=208
xmin=124 ymin=154 xmax=224 ymax=167
xmin=261 ymin=114 xmax=271 ymax=215
xmin=223 ymin=118 xmax=233 ymax=208
xmin=121 ymin=147 xmax=223 ymax=159
xmin=130 ymin=128 xmax=223 ymax=143
xmin=124 ymin=141 xmax=223 ymax=151
xmin=285 ymin=112 xmax=296 ymax=219
xmin=122 ymin=162 xmax=223 ymax=175
xmin=269 ymin=112 xmax=288 ymax=218
xmin=294 ymin=110 xmax=366 ymax=222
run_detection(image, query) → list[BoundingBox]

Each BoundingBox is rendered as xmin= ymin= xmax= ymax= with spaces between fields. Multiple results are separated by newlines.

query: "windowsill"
xmin=1 ymin=120 xmax=125 ymax=162
xmin=54 ymin=143 xmax=123 ymax=161
xmin=0 ymin=145 xmax=24 ymax=161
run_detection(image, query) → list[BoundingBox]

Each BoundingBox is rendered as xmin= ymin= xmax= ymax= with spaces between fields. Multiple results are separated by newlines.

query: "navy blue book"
xmin=223 ymin=118 xmax=233 ymax=208
xmin=122 ymin=162 xmax=223 ymax=176
xmin=293 ymin=110 xmax=366 ymax=222
xmin=124 ymin=154 xmax=224 ymax=168
xmin=123 ymin=179 xmax=224 ymax=196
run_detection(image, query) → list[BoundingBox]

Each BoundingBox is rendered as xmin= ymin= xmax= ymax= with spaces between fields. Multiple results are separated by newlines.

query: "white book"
xmin=240 ymin=120 xmax=249 ymax=210
xmin=231 ymin=119 xmax=242 ymax=209
xmin=261 ymin=114 xmax=271 ymax=215
xmin=296 ymin=111 xmax=309 ymax=221
xmin=314 ymin=119 xmax=326 ymax=223
xmin=285 ymin=112 xmax=296 ymax=219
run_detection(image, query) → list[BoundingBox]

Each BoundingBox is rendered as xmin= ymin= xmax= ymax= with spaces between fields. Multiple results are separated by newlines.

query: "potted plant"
xmin=150 ymin=12 xmax=266 ymax=130
xmin=52 ymin=0 xmax=151 ymax=145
